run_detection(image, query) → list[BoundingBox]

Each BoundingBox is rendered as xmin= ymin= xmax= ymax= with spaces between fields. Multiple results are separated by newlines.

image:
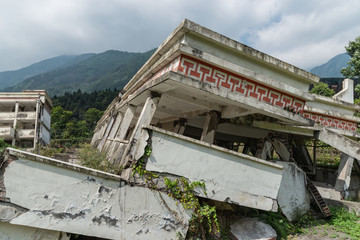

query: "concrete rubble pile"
xmin=1 ymin=19 xmax=360 ymax=239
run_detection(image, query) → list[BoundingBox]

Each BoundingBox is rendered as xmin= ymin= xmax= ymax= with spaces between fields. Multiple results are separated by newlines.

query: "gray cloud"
xmin=0 ymin=0 xmax=359 ymax=72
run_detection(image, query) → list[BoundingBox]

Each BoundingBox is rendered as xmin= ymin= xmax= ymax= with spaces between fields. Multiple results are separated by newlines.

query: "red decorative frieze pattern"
xmin=303 ymin=112 xmax=358 ymax=132
xmin=148 ymin=54 xmax=359 ymax=132
xmin=176 ymin=55 xmax=306 ymax=113
xmin=149 ymin=57 xmax=181 ymax=81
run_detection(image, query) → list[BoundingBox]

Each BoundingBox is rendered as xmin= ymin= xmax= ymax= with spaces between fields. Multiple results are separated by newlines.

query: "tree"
xmin=63 ymin=120 xmax=89 ymax=139
xmin=309 ymin=82 xmax=335 ymax=97
xmin=51 ymin=106 xmax=73 ymax=139
xmin=341 ymin=36 xmax=360 ymax=78
xmin=85 ymin=108 xmax=103 ymax=134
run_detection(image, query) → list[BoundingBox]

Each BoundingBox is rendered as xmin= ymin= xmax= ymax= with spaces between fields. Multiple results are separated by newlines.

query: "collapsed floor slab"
xmin=146 ymin=126 xmax=283 ymax=212
xmin=0 ymin=148 xmax=190 ymax=240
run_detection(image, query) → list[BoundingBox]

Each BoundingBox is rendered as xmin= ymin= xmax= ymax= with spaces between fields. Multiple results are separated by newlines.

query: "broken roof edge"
xmin=310 ymin=93 xmax=360 ymax=110
xmin=123 ymin=19 xmax=189 ymax=92
xmin=181 ymin=19 xmax=320 ymax=84
xmin=5 ymin=148 xmax=122 ymax=181
xmin=124 ymin=19 xmax=319 ymax=94
xmin=0 ymin=90 xmax=53 ymax=107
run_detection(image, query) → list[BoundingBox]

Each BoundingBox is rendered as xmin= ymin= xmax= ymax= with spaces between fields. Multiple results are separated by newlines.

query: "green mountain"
xmin=2 ymin=49 xmax=155 ymax=96
xmin=310 ymin=53 xmax=350 ymax=78
xmin=0 ymin=54 xmax=95 ymax=89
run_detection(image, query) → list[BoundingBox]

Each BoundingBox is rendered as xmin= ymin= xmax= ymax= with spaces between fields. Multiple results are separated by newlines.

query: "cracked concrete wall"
xmin=146 ymin=127 xmax=283 ymax=212
xmin=1 ymin=149 xmax=190 ymax=240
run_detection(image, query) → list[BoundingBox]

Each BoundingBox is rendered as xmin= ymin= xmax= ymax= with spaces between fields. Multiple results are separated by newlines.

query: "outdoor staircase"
xmin=306 ymin=177 xmax=332 ymax=217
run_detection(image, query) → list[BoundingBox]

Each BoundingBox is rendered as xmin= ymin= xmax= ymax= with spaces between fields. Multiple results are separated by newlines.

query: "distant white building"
xmin=0 ymin=90 xmax=52 ymax=149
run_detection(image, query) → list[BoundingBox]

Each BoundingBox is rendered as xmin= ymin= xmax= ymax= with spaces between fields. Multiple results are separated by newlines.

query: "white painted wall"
xmin=146 ymin=127 xmax=283 ymax=212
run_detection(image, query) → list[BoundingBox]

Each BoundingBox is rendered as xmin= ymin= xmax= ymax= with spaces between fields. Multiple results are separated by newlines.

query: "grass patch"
xmin=329 ymin=207 xmax=360 ymax=239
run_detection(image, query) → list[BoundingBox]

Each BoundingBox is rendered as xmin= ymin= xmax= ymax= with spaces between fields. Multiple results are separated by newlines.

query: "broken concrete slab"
xmin=1 ymin=148 xmax=191 ymax=240
xmin=276 ymin=162 xmax=311 ymax=221
xmin=146 ymin=126 xmax=283 ymax=212
xmin=314 ymin=183 xmax=342 ymax=201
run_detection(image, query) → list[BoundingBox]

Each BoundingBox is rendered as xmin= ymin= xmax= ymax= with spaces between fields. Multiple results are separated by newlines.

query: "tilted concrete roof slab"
xmin=0 ymin=148 xmax=190 ymax=239
xmin=124 ymin=19 xmax=319 ymax=98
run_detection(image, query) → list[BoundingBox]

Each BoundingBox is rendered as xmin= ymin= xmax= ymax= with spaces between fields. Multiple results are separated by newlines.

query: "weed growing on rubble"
xmin=78 ymin=144 xmax=122 ymax=174
xmin=0 ymin=138 xmax=11 ymax=154
xmin=39 ymin=145 xmax=64 ymax=157
xmin=164 ymin=177 xmax=219 ymax=239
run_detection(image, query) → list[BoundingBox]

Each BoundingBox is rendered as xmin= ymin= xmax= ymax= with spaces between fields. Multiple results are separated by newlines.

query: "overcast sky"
xmin=0 ymin=0 xmax=359 ymax=72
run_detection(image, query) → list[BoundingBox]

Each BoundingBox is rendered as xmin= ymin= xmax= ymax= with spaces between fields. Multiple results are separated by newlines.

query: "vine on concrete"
xmin=132 ymin=142 xmax=220 ymax=239
xmin=164 ymin=177 xmax=219 ymax=239
xmin=131 ymin=144 xmax=159 ymax=189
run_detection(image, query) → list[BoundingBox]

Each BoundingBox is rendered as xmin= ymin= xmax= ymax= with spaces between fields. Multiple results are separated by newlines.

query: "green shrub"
xmin=78 ymin=143 xmax=122 ymax=174
xmin=0 ymin=138 xmax=11 ymax=155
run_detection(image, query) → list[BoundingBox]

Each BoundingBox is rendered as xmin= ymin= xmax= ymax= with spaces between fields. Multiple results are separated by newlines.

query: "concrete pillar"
xmin=200 ymin=111 xmax=219 ymax=144
xmin=115 ymin=105 xmax=136 ymax=140
xmin=11 ymin=102 xmax=19 ymax=146
xmin=272 ymin=139 xmax=290 ymax=161
xmin=335 ymin=153 xmax=354 ymax=194
xmin=255 ymin=138 xmax=273 ymax=160
xmin=33 ymin=99 xmax=41 ymax=149
xmin=109 ymin=105 xmax=136 ymax=161
xmin=97 ymin=112 xmax=116 ymax=151
xmin=333 ymin=78 xmax=354 ymax=104
xmin=103 ymin=112 xmax=123 ymax=153
xmin=120 ymin=94 xmax=160 ymax=168
xmin=174 ymin=118 xmax=187 ymax=135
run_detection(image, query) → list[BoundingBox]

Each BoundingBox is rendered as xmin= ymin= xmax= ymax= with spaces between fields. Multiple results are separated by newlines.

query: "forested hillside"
xmin=2 ymin=49 xmax=155 ymax=96
xmin=0 ymin=54 xmax=94 ymax=89
xmin=51 ymin=89 xmax=119 ymax=140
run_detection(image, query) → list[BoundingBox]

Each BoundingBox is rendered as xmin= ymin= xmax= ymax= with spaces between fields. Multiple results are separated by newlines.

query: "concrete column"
xmin=174 ymin=118 xmax=187 ymax=135
xmin=33 ymin=100 xmax=41 ymax=149
xmin=200 ymin=111 xmax=219 ymax=144
xmin=11 ymin=102 xmax=19 ymax=146
xmin=115 ymin=105 xmax=136 ymax=140
xmin=109 ymin=105 xmax=136 ymax=160
xmin=255 ymin=138 xmax=273 ymax=160
xmin=272 ymin=139 xmax=290 ymax=161
xmin=97 ymin=112 xmax=116 ymax=151
xmin=335 ymin=153 xmax=354 ymax=193
xmin=120 ymin=94 xmax=160 ymax=168
xmin=102 ymin=112 xmax=124 ymax=153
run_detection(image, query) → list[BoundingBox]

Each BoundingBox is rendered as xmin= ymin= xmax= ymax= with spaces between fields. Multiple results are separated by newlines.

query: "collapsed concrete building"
xmin=1 ymin=20 xmax=360 ymax=239
xmin=0 ymin=90 xmax=52 ymax=149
